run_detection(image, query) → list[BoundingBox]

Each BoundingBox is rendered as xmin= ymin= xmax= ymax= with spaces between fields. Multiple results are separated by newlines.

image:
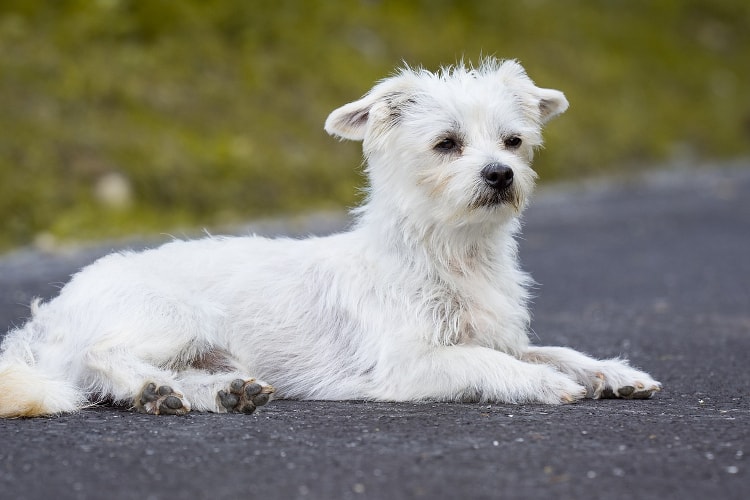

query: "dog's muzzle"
xmin=473 ymin=163 xmax=517 ymax=208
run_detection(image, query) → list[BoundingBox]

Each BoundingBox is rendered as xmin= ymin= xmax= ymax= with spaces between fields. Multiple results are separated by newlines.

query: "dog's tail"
xmin=0 ymin=363 xmax=85 ymax=418
xmin=0 ymin=319 xmax=86 ymax=418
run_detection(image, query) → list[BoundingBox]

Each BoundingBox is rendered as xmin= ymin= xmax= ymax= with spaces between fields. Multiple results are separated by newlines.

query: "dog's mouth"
xmin=470 ymin=187 xmax=521 ymax=211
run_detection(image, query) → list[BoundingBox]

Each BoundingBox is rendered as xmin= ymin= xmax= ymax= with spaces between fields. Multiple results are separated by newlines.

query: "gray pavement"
xmin=1 ymin=163 xmax=748 ymax=500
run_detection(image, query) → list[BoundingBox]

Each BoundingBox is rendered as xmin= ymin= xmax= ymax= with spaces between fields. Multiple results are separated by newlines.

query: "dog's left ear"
xmin=536 ymin=87 xmax=569 ymax=124
xmin=325 ymin=76 xmax=416 ymax=141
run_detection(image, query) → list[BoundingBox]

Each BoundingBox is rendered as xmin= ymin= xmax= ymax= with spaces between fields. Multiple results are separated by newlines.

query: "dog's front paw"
xmin=592 ymin=360 xmax=662 ymax=400
xmin=136 ymin=382 xmax=191 ymax=415
xmin=217 ymin=378 xmax=275 ymax=414
xmin=537 ymin=368 xmax=587 ymax=405
xmin=598 ymin=378 xmax=662 ymax=399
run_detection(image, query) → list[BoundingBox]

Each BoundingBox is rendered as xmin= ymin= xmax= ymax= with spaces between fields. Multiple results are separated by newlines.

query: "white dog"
xmin=0 ymin=59 xmax=661 ymax=417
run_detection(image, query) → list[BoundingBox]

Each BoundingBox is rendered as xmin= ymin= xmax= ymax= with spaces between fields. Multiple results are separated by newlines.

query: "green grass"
xmin=1 ymin=0 xmax=748 ymax=251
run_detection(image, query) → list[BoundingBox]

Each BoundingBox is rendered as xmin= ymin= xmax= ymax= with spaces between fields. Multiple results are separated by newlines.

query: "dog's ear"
xmin=492 ymin=59 xmax=569 ymax=125
xmin=324 ymin=97 xmax=374 ymax=141
xmin=325 ymin=76 xmax=416 ymax=141
xmin=536 ymin=87 xmax=569 ymax=124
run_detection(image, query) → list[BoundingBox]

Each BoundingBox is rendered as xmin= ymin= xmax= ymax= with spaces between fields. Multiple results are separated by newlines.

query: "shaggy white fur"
xmin=0 ymin=58 xmax=661 ymax=417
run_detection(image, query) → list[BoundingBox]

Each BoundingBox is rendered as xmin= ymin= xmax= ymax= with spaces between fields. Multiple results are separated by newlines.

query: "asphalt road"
xmin=1 ymin=163 xmax=748 ymax=500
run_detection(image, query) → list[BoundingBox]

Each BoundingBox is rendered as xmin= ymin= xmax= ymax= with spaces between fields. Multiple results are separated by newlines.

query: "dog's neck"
xmin=355 ymin=199 xmax=521 ymax=283
xmin=354 ymin=198 xmax=529 ymax=349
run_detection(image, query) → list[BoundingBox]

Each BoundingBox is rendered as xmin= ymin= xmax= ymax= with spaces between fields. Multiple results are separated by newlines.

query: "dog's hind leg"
xmin=521 ymin=346 xmax=662 ymax=399
xmin=83 ymin=347 xmax=191 ymax=415
xmin=85 ymin=344 xmax=275 ymax=414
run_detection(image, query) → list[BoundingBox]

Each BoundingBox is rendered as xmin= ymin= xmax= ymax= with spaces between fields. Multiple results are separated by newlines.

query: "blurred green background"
xmin=1 ymin=0 xmax=748 ymax=252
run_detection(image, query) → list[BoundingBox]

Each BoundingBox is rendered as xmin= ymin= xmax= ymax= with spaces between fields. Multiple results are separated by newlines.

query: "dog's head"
xmin=325 ymin=58 xmax=568 ymax=227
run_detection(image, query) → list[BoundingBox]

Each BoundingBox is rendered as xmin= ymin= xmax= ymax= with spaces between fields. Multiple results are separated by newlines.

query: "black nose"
xmin=481 ymin=163 xmax=514 ymax=190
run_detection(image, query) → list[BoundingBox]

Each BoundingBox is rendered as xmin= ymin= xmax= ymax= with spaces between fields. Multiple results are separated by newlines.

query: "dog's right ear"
xmin=325 ymin=75 xmax=416 ymax=141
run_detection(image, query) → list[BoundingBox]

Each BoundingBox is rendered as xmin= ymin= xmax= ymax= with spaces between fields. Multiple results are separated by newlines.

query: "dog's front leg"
xmin=377 ymin=345 xmax=586 ymax=404
xmin=521 ymin=346 xmax=662 ymax=399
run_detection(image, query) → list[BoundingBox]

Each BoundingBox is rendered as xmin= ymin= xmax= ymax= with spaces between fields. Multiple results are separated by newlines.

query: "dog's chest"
xmin=420 ymin=275 xmax=508 ymax=347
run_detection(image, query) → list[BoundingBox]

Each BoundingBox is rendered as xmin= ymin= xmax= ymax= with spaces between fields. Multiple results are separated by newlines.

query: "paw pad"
xmin=137 ymin=383 xmax=189 ymax=415
xmin=218 ymin=378 xmax=275 ymax=414
xmin=600 ymin=383 xmax=661 ymax=400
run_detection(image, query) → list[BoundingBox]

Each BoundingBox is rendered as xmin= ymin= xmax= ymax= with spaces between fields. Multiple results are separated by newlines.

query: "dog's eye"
xmin=434 ymin=138 xmax=459 ymax=152
xmin=504 ymin=136 xmax=522 ymax=148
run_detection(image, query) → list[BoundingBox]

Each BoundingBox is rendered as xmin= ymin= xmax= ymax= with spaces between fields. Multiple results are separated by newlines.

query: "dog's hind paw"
xmin=136 ymin=383 xmax=190 ymax=415
xmin=217 ymin=378 xmax=275 ymax=414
